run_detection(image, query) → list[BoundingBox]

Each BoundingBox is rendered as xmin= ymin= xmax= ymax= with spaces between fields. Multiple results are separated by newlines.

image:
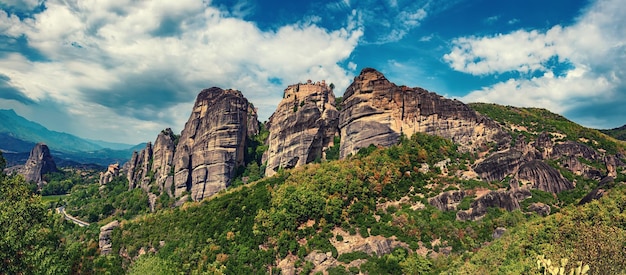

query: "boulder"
xmin=517 ymin=160 xmax=573 ymax=193
xmin=528 ymin=202 xmax=551 ymax=216
xmin=492 ymin=227 xmax=507 ymax=239
xmin=457 ymin=189 xmax=531 ymax=221
xmin=429 ymin=190 xmax=466 ymax=211
xmin=99 ymin=220 xmax=120 ymax=255
xmin=474 ymin=149 xmax=525 ymax=182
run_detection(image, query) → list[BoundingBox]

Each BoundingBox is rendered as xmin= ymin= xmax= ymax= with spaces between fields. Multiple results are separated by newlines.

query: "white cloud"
xmin=484 ymin=15 xmax=500 ymax=24
xmin=0 ymin=0 xmax=363 ymax=143
xmin=446 ymin=0 xmax=626 ymax=127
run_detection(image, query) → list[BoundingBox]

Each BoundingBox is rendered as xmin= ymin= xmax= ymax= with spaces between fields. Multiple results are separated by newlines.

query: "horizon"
xmin=1 ymin=0 xmax=625 ymax=144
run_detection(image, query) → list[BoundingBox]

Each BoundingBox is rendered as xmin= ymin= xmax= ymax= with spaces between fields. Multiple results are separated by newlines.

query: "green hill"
xmin=600 ymin=124 xmax=626 ymax=141
xmin=2 ymin=103 xmax=625 ymax=274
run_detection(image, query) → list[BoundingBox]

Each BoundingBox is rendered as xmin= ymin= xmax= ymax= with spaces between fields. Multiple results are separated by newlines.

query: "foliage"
xmin=0 ymin=153 xmax=70 ymax=274
xmin=128 ymin=255 xmax=181 ymax=275
xmin=451 ymin=186 xmax=626 ymax=274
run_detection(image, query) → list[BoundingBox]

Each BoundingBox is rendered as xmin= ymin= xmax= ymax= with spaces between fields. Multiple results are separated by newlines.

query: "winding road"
xmin=56 ymin=206 xmax=90 ymax=227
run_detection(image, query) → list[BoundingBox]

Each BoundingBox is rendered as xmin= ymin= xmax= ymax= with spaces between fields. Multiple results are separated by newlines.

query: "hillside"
xmin=2 ymin=70 xmax=625 ymax=274
xmin=63 ymin=100 xmax=625 ymax=273
xmin=601 ymin=124 xmax=626 ymax=141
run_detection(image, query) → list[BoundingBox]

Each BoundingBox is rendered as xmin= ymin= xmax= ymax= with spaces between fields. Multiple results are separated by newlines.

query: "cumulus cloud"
xmin=0 ymin=0 xmax=363 ymax=143
xmin=445 ymin=0 xmax=626 ymax=128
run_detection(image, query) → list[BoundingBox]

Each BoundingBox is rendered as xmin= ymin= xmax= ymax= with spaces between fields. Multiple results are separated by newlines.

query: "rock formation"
xmin=172 ymin=87 xmax=256 ymax=201
xmin=338 ymin=68 xmax=509 ymax=158
xmin=99 ymin=220 xmax=120 ymax=255
xmin=124 ymin=88 xmax=258 ymax=202
xmin=429 ymin=190 xmax=466 ymax=211
xmin=528 ymin=202 xmax=551 ymax=216
xmin=474 ymin=150 xmax=525 ymax=182
xmin=125 ymin=142 xmax=153 ymax=190
xmin=262 ymin=81 xmax=339 ymax=176
xmin=20 ymin=143 xmax=58 ymax=187
xmin=151 ymin=128 xmax=176 ymax=196
xmin=99 ymin=163 xmax=120 ymax=185
xmin=517 ymin=160 xmax=573 ymax=193
xmin=456 ymin=189 xmax=531 ymax=221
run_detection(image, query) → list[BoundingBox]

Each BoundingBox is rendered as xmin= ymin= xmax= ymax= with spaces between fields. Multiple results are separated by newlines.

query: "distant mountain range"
xmin=0 ymin=109 xmax=145 ymax=167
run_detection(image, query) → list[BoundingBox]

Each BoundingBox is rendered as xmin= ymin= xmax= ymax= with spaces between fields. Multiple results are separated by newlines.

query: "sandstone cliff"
xmin=338 ymin=68 xmax=509 ymax=158
xmin=99 ymin=163 xmax=120 ymax=185
xmin=151 ymin=128 xmax=176 ymax=196
xmin=125 ymin=142 xmax=153 ymax=190
xmin=263 ymin=81 xmax=339 ymax=176
xmin=172 ymin=87 xmax=255 ymax=201
xmin=124 ymin=88 xmax=258 ymax=202
xmin=20 ymin=143 xmax=58 ymax=187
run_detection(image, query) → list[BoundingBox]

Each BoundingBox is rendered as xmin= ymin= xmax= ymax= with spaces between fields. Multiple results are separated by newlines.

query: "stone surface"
xmin=262 ymin=81 xmax=339 ymax=176
xmin=474 ymin=150 xmax=525 ymax=182
xmin=173 ymin=87 xmax=256 ymax=201
xmin=338 ymin=68 xmax=509 ymax=158
xmin=528 ymin=202 xmax=551 ymax=216
xmin=20 ymin=143 xmax=58 ymax=187
xmin=99 ymin=163 xmax=120 ymax=185
xmin=151 ymin=128 xmax=176 ymax=196
xmin=429 ymin=190 xmax=466 ymax=211
xmin=457 ymin=189 xmax=531 ymax=221
xmin=126 ymin=142 xmax=153 ymax=190
xmin=517 ymin=160 xmax=573 ymax=193
xmin=99 ymin=220 xmax=120 ymax=255
xmin=492 ymin=227 xmax=507 ymax=239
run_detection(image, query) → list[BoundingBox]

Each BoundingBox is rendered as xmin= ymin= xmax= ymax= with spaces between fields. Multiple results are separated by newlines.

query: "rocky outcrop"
xmin=172 ymin=88 xmax=256 ymax=201
xmin=579 ymin=176 xmax=614 ymax=205
xmin=99 ymin=163 xmax=120 ymax=185
xmin=492 ymin=227 xmax=507 ymax=239
xmin=338 ymin=68 xmax=509 ymax=158
xmin=456 ymin=189 xmax=531 ymax=221
xmin=474 ymin=150 xmax=525 ymax=182
xmin=262 ymin=81 xmax=339 ymax=176
xmin=99 ymin=220 xmax=120 ymax=255
xmin=528 ymin=202 xmax=551 ymax=216
xmin=20 ymin=143 xmax=58 ymax=187
xmin=126 ymin=142 xmax=153 ymax=190
xmin=517 ymin=160 xmax=573 ymax=193
xmin=151 ymin=129 xmax=176 ymax=196
xmin=429 ymin=190 xmax=466 ymax=211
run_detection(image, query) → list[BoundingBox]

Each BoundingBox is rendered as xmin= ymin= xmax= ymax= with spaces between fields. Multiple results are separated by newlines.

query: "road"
xmin=56 ymin=206 xmax=90 ymax=227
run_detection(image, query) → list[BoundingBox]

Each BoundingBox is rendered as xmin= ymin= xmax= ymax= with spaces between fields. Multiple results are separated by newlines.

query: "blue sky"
xmin=1 ymin=0 xmax=624 ymax=144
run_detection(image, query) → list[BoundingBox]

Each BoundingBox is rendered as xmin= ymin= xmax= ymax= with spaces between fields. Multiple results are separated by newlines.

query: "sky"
xmin=1 ymin=0 xmax=625 ymax=144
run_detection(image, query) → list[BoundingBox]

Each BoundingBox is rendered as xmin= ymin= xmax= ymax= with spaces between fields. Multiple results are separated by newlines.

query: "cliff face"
xmin=125 ymin=142 xmax=153 ymax=191
xmin=263 ymin=81 xmax=339 ymax=176
xmin=99 ymin=163 xmax=120 ymax=185
xmin=172 ymin=87 xmax=255 ymax=201
xmin=151 ymin=128 xmax=176 ymax=196
xmin=338 ymin=68 xmax=509 ymax=158
xmin=20 ymin=143 xmax=58 ymax=187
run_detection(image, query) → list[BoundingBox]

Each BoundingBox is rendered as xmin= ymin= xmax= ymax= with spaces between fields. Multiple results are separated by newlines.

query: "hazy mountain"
xmin=0 ymin=109 xmax=143 ymax=166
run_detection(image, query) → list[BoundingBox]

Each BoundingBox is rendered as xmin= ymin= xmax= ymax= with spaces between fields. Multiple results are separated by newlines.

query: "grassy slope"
xmin=601 ymin=124 xmax=626 ymax=141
